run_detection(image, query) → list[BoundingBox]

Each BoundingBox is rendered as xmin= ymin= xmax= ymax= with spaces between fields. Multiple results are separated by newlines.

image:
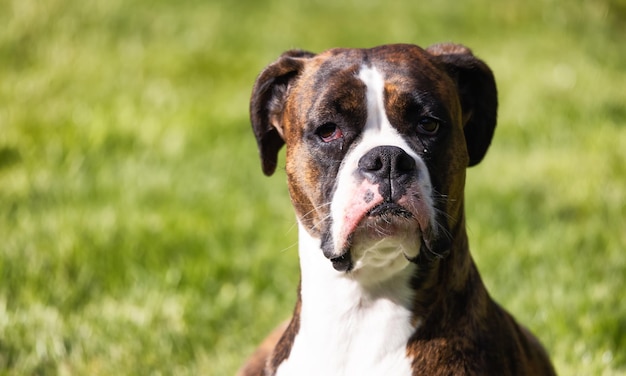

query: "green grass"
xmin=1 ymin=0 xmax=625 ymax=374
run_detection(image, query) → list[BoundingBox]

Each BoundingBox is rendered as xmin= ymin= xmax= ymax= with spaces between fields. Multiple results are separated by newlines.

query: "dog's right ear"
xmin=250 ymin=50 xmax=315 ymax=176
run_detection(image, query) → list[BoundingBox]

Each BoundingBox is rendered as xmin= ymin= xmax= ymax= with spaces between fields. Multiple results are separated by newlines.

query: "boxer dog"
xmin=239 ymin=43 xmax=556 ymax=375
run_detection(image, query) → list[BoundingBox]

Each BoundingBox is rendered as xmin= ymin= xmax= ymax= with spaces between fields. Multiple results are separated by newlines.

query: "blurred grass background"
xmin=0 ymin=0 xmax=625 ymax=374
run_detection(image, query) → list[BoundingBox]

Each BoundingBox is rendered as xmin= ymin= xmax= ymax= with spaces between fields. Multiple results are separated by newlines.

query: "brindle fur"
xmin=240 ymin=43 xmax=556 ymax=376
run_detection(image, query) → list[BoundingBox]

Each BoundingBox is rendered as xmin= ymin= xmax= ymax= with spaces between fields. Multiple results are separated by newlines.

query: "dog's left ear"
xmin=250 ymin=50 xmax=316 ymax=176
xmin=427 ymin=43 xmax=498 ymax=167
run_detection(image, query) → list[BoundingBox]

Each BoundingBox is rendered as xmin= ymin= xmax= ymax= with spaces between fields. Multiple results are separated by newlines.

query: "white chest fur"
xmin=275 ymin=225 xmax=417 ymax=376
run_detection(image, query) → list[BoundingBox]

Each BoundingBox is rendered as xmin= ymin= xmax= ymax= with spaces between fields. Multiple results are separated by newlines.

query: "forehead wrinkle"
xmin=305 ymin=69 xmax=366 ymax=128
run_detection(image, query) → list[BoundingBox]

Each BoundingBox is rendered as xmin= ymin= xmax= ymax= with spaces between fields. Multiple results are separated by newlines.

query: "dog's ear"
xmin=250 ymin=50 xmax=316 ymax=176
xmin=427 ymin=43 xmax=498 ymax=167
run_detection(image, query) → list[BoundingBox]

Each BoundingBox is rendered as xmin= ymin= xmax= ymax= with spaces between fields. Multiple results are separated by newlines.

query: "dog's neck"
xmin=275 ymin=222 xmax=417 ymax=375
xmin=275 ymin=216 xmax=481 ymax=375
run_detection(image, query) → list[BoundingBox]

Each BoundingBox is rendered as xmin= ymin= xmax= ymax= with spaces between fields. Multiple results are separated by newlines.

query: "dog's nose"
xmin=358 ymin=146 xmax=416 ymax=180
xmin=358 ymin=146 xmax=416 ymax=201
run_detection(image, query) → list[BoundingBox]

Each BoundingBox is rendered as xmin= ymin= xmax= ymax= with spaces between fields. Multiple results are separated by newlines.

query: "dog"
xmin=239 ymin=43 xmax=556 ymax=375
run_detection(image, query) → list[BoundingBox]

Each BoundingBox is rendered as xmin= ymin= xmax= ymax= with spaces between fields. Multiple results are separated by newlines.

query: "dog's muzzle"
xmin=326 ymin=146 xmax=425 ymax=272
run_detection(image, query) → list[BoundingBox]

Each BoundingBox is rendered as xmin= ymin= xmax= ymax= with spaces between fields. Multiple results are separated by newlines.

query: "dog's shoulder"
xmin=237 ymin=321 xmax=289 ymax=376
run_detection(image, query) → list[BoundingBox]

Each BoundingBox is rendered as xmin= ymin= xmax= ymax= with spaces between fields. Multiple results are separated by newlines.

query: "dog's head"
xmin=250 ymin=44 xmax=497 ymax=279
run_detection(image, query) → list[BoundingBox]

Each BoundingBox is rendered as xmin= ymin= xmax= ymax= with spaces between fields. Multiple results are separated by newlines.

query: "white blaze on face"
xmin=328 ymin=65 xmax=436 ymax=273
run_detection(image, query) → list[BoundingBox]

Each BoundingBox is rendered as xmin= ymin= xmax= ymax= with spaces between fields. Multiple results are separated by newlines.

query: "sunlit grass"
xmin=1 ymin=0 xmax=624 ymax=374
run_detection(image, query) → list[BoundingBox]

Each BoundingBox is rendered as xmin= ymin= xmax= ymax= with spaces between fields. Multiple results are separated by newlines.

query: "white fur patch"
xmin=275 ymin=224 xmax=417 ymax=376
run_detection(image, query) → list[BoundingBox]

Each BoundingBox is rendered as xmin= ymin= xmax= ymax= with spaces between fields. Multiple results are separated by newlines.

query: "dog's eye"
xmin=416 ymin=118 xmax=440 ymax=136
xmin=316 ymin=123 xmax=343 ymax=142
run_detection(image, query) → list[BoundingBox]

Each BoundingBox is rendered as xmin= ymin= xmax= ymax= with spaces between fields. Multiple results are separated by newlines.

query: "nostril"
xmin=396 ymin=152 xmax=416 ymax=173
xmin=360 ymin=155 xmax=383 ymax=171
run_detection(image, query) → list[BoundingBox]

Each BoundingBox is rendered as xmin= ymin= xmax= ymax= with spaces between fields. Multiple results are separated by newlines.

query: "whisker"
xmin=286 ymin=220 xmax=299 ymax=234
xmin=298 ymin=201 xmax=332 ymax=221
xmin=278 ymin=241 xmax=299 ymax=254
xmin=432 ymin=205 xmax=455 ymax=226
xmin=283 ymin=201 xmax=333 ymax=232
xmin=311 ymin=213 xmax=332 ymax=230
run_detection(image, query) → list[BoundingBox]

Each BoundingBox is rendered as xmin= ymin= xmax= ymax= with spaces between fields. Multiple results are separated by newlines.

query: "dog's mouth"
xmin=369 ymin=202 xmax=412 ymax=216
xmin=367 ymin=202 xmax=414 ymax=219
xmin=358 ymin=203 xmax=418 ymax=239
xmin=330 ymin=202 xmax=420 ymax=272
